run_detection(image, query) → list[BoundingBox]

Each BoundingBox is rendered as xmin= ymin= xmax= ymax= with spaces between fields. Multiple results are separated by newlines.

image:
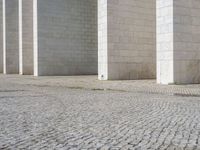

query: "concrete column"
xmin=98 ymin=0 xmax=108 ymax=80
xmin=19 ymin=0 xmax=33 ymax=75
xmin=0 ymin=0 xmax=3 ymax=73
xmin=157 ymin=0 xmax=174 ymax=84
xmin=3 ymin=0 xmax=19 ymax=74
xmin=33 ymin=0 xmax=97 ymax=76
xmin=98 ymin=0 xmax=156 ymax=80
xmin=157 ymin=0 xmax=200 ymax=84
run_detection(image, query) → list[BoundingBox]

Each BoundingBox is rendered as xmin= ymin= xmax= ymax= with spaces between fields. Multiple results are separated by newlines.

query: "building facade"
xmin=157 ymin=0 xmax=200 ymax=84
xmin=0 ymin=0 xmax=200 ymax=84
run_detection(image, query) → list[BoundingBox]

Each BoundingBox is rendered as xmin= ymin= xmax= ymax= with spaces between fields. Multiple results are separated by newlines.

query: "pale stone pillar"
xmin=33 ymin=0 xmax=97 ymax=76
xmin=3 ymin=0 xmax=19 ymax=74
xmin=98 ymin=0 xmax=156 ymax=80
xmin=98 ymin=0 xmax=108 ymax=79
xmin=157 ymin=0 xmax=200 ymax=84
xmin=19 ymin=0 xmax=33 ymax=75
xmin=0 ymin=0 xmax=3 ymax=73
xmin=157 ymin=0 xmax=174 ymax=84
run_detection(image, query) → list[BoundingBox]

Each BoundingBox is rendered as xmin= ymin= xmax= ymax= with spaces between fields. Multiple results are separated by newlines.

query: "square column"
xmin=98 ymin=0 xmax=156 ymax=80
xmin=157 ymin=0 xmax=200 ymax=84
xmin=33 ymin=0 xmax=98 ymax=76
xmin=3 ymin=0 xmax=19 ymax=74
xmin=157 ymin=0 xmax=174 ymax=84
xmin=19 ymin=0 xmax=33 ymax=75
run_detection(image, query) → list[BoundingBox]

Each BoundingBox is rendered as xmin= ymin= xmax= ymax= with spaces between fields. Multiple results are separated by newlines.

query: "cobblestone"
xmin=0 ymin=75 xmax=200 ymax=149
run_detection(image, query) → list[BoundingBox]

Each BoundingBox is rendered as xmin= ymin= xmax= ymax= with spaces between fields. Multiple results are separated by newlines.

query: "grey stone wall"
xmin=3 ymin=0 xmax=19 ymax=74
xmin=173 ymin=0 xmax=200 ymax=84
xmin=98 ymin=0 xmax=156 ymax=80
xmin=0 ymin=0 xmax=3 ymax=73
xmin=34 ymin=0 xmax=98 ymax=76
xmin=19 ymin=0 xmax=33 ymax=75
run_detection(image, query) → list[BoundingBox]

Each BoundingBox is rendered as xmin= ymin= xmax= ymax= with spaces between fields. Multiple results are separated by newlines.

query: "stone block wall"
xmin=173 ymin=0 xmax=200 ymax=84
xmin=2 ymin=0 xmax=199 ymax=85
xmin=98 ymin=0 xmax=156 ymax=80
xmin=3 ymin=0 xmax=19 ymax=74
xmin=34 ymin=0 xmax=98 ymax=76
xmin=157 ymin=0 xmax=200 ymax=84
xmin=19 ymin=0 xmax=33 ymax=75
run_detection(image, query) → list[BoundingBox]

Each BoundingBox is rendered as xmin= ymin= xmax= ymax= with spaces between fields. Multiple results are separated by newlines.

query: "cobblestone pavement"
xmin=0 ymin=75 xmax=200 ymax=150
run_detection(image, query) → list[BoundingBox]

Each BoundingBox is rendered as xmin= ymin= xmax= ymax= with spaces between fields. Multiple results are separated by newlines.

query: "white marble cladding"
xmin=34 ymin=0 xmax=98 ymax=76
xmin=157 ymin=0 xmax=174 ymax=84
xmin=98 ymin=0 xmax=108 ymax=80
xmin=19 ymin=0 xmax=33 ymax=75
xmin=3 ymin=0 xmax=19 ymax=74
xmin=157 ymin=0 xmax=200 ymax=84
xmin=0 ymin=0 xmax=3 ymax=73
xmin=98 ymin=0 xmax=156 ymax=80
